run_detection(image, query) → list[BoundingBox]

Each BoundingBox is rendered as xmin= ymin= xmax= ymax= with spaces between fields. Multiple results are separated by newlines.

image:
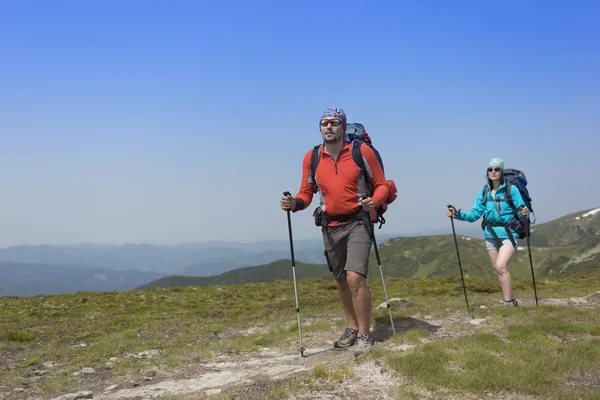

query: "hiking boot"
xmin=333 ymin=327 xmax=358 ymax=348
xmin=503 ymin=299 xmax=519 ymax=307
xmin=353 ymin=333 xmax=375 ymax=357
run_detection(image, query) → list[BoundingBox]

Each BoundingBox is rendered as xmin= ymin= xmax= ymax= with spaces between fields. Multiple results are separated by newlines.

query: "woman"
xmin=447 ymin=158 xmax=529 ymax=306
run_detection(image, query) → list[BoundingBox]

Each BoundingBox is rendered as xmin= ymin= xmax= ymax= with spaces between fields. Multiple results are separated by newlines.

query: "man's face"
xmin=319 ymin=118 xmax=345 ymax=143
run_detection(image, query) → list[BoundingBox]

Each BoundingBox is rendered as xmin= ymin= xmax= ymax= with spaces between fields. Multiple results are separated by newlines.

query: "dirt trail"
xmin=91 ymin=336 xmax=407 ymax=400
xmin=59 ymin=316 xmax=441 ymax=400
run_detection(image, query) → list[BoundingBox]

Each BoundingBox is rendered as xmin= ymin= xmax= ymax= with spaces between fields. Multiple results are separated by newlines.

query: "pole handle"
xmin=447 ymin=205 xmax=458 ymax=218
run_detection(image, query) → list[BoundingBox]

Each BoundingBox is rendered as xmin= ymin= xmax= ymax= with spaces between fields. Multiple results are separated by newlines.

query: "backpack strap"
xmin=483 ymin=183 xmax=517 ymax=214
xmin=350 ymin=140 xmax=366 ymax=173
xmin=309 ymin=145 xmax=321 ymax=193
xmin=503 ymin=182 xmax=519 ymax=216
xmin=482 ymin=185 xmax=489 ymax=206
xmin=483 ymin=221 xmax=517 ymax=247
xmin=351 ymin=140 xmax=391 ymax=229
xmin=350 ymin=140 xmax=375 ymax=196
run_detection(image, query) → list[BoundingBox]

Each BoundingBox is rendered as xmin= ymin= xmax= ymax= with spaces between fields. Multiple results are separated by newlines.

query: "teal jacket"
xmin=456 ymin=179 xmax=528 ymax=239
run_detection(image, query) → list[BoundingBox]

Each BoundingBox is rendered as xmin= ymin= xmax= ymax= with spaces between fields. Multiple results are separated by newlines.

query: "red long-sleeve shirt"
xmin=294 ymin=142 xmax=389 ymax=225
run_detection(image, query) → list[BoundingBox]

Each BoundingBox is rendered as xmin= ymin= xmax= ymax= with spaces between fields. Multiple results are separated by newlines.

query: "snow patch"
xmin=576 ymin=217 xmax=581 ymax=220
xmin=582 ymin=208 xmax=600 ymax=217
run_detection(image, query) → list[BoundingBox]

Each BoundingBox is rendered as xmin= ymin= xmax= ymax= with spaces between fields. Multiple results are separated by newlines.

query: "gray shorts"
xmin=485 ymin=238 xmax=519 ymax=251
xmin=322 ymin=219 xmax=372 ymax=280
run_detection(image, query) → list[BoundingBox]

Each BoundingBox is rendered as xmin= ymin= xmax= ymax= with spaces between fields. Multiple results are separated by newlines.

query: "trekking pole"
xmin=283 ymin=191 xmax=305 ymax=357
xmin=362 ymin=197 xmax=395 ymax=334
xmin=522 ymin=207 xmax=539 ymax=306
xmin=447 ymin=205 xmax=471 ymax=316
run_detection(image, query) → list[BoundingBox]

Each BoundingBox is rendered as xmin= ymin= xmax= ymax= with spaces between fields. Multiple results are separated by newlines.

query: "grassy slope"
xmin=528 ymin=208 xmax=600 ymax=247
xmin=137 ymin=208 xmax=600 ymax=290
xmin=137 ymin=259 xmax=332 ymax=289
xmin=1 ymin=269 xmax=599 ymax=399
xmin=372 ymin=234 xmax=583 ymax=279
xmin=138 ymin=236 xmax=594 ymax=290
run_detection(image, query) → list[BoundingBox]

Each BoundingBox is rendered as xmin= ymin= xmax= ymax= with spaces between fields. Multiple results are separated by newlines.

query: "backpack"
xmin=309 ymin=123 xmax=397 ymax=229
xmin=481 ymin=168 xmax=535 ymax=240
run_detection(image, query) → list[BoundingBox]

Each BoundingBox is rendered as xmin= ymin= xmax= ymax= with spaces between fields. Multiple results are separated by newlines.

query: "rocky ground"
xmin=2 ymin=291 xmax=598 ymax=400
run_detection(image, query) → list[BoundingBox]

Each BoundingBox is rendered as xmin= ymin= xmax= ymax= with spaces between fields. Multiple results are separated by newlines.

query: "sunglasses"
xmin=487 ymin=167 xmax=502 ymax=173
xmin=319 ymin=119 xmax=342 ymax=127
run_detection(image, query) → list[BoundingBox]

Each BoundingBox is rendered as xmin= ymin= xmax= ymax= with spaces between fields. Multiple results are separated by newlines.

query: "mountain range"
xmin=1 ymin=208 xmax=598 ymax=296
xmin=138 ymin=208 xmax=600 ymax=289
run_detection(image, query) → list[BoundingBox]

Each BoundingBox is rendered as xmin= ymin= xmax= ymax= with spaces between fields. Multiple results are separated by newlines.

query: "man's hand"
xmin=447 ymin=207 xmax=457 ymax=218
xmin=520 ymin=206 xmax=529 ymax=217
xmin=281 ymin=194 xmax=296 ymax=211
xmin=360 ymin=196 xmax=375 ymax=212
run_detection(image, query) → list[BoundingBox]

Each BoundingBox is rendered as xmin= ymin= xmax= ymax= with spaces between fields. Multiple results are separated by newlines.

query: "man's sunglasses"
xmin=487 ymin=167 xmax=502 ymax=173
xmin=319 ymin=119 xmax=342 ymax=127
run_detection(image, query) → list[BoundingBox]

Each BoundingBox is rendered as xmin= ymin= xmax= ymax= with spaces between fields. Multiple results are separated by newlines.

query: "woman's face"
xmin=487 ymin=166 xmax=502 ymax=180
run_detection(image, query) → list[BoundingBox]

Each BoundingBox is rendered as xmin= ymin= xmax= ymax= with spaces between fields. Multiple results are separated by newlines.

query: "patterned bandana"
xmin=488 ymin=157 xmax=504 ymax=170
xmin=320 ymin=106 xmax=349 ymax=142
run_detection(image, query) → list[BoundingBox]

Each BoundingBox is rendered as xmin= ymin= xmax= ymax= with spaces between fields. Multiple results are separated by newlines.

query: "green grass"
xmin=312 ymin=363 xmax=354 ymax=383
xmin=0 ymin=269 xmax=598 ymax=399
xmin=388 ymin=327 xmax=430 ymax=345
xmin=5 ymin=331 xmax=35 ymax=342
xmin=380 ymin=306 xmax=600 ymax=399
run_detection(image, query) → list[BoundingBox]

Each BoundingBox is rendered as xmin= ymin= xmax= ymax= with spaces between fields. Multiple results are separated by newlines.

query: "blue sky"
xmin=0 ymin=0 xmax=598 ymax=246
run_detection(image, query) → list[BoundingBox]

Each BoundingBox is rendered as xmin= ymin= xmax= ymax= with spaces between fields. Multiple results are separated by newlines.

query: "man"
xmin=280 ymin=106 xmax=390 ymax=357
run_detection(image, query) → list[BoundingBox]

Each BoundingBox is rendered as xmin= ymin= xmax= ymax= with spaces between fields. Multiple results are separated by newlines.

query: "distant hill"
xmin=0 ymin=262 xmax=163 ymax=296
xmin=528 ymin=208 xmax=600 ymax=247
xmin=136 ymin=259 xmax=332 ymax=289
xmin=138 ymin=208 xmax=600 ymax=289
xmin=0 ymin=240 xmax=330 ymax=275
xmin=372 ymin=234 xmax=582 ymax=278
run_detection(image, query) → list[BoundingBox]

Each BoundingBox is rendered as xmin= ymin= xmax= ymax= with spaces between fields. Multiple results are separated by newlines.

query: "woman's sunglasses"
xmin=487 ymin=167 xmax=502 ymax=173
xmin=319 ymin=118 xmax=342 ymax=127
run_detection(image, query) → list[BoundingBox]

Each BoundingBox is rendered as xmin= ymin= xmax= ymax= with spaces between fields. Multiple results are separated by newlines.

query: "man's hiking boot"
xmin=333 ymin=327 xmax=358 ymax=348
xmin=354 ymin=333 xmax=375 ymax=357
xmin=503 ymin=299 xmax=519 ymax=307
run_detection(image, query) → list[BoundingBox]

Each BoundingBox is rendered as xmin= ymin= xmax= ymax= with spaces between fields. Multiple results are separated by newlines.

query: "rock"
xmin=391 ymin=344 xmax=415 ymax=351
xmin=206 ymin=389 xmax=222 ymax=395
xmin=108 ymin=357 xmax=118 ymax=362
xmin=72 ymin=372 xmax=82 ymax=378
xmin=104 ymin=385 xmax=118 ymax=392
xmin=14 ymin=388 xmax=25 ymax=392
xmin=376 ymin=298 xmax=403 ymax=310
xmin=479 ymin=305 xmax=488 ymax=309
xmin=143 ymin=376 xmax=152 ymax=381
xmin=71 ymin=343 xmax=87 ymax=349
xmin=43 ymin=362 xmax=55 ymax=369
xmin=105 ymin=362 xmax=115 ymax=368
xmin=469 ymin=318 xmax=486 ymax=326
xmin=81 ymin=368 xmax=96 ymax=375
xmin=130 ymin=350 xmax=161 ymax=359
xmin=50 ymin=391 xmax=93 ymax=400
